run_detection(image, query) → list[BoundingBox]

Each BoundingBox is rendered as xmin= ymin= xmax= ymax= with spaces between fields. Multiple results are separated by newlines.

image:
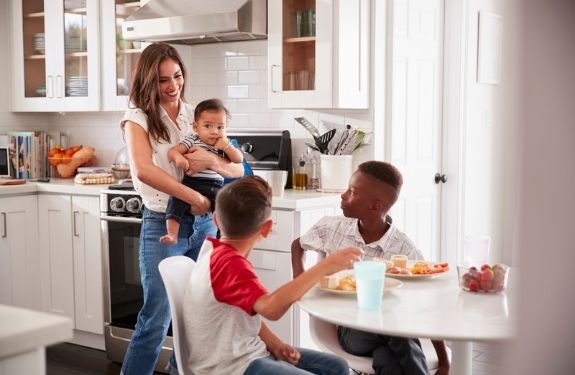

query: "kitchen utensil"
xmin=305 ymin=142 xmax=320 ymax=152
xmin=295 ymin=117 xmax=320 ymax=138
xmin=315 ymin=129 xmax=336 ymax=154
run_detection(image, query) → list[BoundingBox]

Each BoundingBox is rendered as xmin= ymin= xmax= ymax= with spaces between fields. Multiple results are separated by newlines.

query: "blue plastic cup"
xmin=354 ymin=261 xmax=386 ymax=310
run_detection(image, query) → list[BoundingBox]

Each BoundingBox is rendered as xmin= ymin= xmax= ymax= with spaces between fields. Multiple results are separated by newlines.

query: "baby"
xmin=160 ymin=98 xmax=243 ymax=244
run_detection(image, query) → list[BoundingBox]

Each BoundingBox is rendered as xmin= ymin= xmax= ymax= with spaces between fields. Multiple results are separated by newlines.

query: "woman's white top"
xmin=120 ymin=102 xmax=194 ymax=212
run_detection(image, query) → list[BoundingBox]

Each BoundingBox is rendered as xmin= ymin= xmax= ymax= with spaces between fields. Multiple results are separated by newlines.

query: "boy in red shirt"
xmin=182 ymin=176 xmax=363 ymax=375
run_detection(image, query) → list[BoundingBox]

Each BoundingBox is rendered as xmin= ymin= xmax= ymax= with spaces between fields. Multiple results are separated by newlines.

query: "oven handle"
xmin=100 ymin=214 xmax=142 ymax=224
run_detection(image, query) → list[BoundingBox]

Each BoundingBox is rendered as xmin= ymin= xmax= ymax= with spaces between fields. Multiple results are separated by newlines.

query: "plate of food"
xmin=385 ymin=258 xmax=450 ymax=280
xmin=317 ymin=271 xmax=403 ymax=295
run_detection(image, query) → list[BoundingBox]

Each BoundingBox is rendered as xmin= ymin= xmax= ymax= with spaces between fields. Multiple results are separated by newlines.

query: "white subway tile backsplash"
xmin=225 ymin=71 xmax=239 ymax=85
xmin=204 ymin=57 xmax=226 ymax=72
xmin=248 ymin=113 xmax=272 ymax=127
xmin=249 ymin=55 xmax=267 ymax=70
xmin=249 ymin=84 xmax=268 ymax=99
xmin=203 ymin=86 xmax=227 ymax=99
xmin=227 ymin=85 xmax=249 ymax=98
xmin=234 ymin=40 xmax=266 ymax=55
xmin=238 ymin=70 xmax=260 ymax=84
xmin=237 ymin=99 xmax=262 ymax=113
xmin=226 ymin=56 xmax=250 ymax=70
xmin=228 ymin=113 xmax=249 ymax=128
xmin=223 ymin=99 xmax=238 ymax=113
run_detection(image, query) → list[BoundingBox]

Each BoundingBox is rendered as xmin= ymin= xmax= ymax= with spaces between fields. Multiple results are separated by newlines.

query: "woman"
xmin=120 ymin=43 xmax=243 ymax=375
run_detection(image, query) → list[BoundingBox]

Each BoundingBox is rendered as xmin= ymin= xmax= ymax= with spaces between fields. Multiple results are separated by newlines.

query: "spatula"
xmin=315 ymin=129 xmax=336 ymax=154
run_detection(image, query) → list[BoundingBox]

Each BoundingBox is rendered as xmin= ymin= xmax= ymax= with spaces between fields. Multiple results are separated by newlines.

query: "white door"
xmin=388 ymin=0 xmax=445 ymax=261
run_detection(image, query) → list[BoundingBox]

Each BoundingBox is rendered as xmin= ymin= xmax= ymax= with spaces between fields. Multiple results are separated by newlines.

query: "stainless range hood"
xmin=122 ymin=0 xmax=267 ymax=45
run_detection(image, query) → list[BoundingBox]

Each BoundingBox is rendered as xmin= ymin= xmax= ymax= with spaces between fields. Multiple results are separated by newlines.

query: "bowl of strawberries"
xmin=457 ymin=263 xmax=509 ymax=294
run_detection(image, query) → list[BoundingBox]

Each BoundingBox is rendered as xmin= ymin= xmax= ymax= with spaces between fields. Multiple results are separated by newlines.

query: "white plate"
xmin=318 ymin=277 xmax=403 ymax=295
xmin=385 ymin=260 xmax=449 ymax=280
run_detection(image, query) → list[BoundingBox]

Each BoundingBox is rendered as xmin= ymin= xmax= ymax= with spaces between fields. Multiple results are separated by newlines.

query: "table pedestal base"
xmin=450 ymin=341 xmax=472 ymax=375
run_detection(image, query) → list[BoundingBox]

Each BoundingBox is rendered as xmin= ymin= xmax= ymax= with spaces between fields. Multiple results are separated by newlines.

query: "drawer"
xmin=257 ymin=210 xmax=294 ymax=252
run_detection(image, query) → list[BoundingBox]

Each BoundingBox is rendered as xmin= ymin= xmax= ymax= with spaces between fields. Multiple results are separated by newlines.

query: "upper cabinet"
xmin=10 ymin=0 xmax=142 ymax=112
xmin=100 ymin=0 xmax=142 ymax=111
xmin=268 ymin=0 xmax=369 ymax=109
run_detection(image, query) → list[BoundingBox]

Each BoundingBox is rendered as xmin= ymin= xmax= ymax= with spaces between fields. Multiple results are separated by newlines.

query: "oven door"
xmin=101 ymin=214 xmax=173 ymax=369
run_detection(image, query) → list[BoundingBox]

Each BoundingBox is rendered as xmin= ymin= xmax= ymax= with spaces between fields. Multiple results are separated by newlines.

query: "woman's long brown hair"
xmin=128 ymin=43 xmax=187 ymax=143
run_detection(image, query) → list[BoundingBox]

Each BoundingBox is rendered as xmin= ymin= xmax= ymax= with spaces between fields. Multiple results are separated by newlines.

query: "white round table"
xmin=297 ymin=269 xmax=517 ymax=375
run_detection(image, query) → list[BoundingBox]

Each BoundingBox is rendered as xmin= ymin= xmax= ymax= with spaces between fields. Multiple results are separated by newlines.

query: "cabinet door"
xmin=71 ymin=196 xmax=103 ymax=334
xmin=0 ymin=196 xmax=41 ymax=310
xmin=11 ymin=0 xmax=100 ymax=111
xmin=38 ymin=195 xmax=75 ymax=322
xmin=101 ymin=0 xmax=143 ymax=111
xmin=249 ymin=250 xmax=293 ymax=345
xmin=268 ymin=0 xmax=368 ymax=109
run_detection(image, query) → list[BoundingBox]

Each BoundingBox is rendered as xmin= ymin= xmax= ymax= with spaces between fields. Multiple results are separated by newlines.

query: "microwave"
xmin=0 ymin=147 xmax=12 ymax=177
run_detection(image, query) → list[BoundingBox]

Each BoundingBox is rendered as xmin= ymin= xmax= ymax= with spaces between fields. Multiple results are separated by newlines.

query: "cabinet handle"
xmin=56 ymin=75 xmax=63 ymax=98
xmin=270 ymin=65 xmax=280 ymax=92
xmin=1 ymin=212 xmax=6 ymax=238
xmin=73 ymin=211 xmax=80 ymax=237
xmin=47 ymin=76 xmax=54 ymax=98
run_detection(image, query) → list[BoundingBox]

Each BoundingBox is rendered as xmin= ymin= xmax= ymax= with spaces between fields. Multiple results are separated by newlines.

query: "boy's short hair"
xmin=215 ymin=176 xmax=272 ymax=237
xmin=358 ymin=161 xmax=403 ymax=199
xmin=194 ymin=98 xmax=231 ymax=122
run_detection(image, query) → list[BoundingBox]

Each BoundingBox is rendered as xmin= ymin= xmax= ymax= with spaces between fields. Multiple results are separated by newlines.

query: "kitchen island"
xmin=0 ymin=304 xmax=72 ymax=374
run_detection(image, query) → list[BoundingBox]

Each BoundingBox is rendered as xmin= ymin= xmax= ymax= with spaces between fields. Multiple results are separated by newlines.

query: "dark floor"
xmin=46 ymin=341 xmax=507 ymax=374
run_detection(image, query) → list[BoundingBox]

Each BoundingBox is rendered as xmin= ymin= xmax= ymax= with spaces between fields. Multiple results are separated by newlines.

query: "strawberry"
xmin=468 ymin=279 xmax=479 ymax=292
xmin=481 ymin=264 xmax=492 ymax=271
xmin=481 ymin=268 xmax=494 ymax=281
xmin=480 ymin=279 xmax=493 ymax=291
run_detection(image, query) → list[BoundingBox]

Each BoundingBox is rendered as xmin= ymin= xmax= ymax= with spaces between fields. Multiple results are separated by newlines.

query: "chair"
xmin=309 ymin=315 xmax=448 ymax=374
xmin=158 ymin=256 xmax=195 ymax=375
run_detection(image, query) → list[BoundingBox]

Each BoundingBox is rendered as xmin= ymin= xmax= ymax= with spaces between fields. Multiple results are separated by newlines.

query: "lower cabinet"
xmin=0 ymin=195 xmax=40 ymax=309
xmin=38 ymin=194 xmax=103 ymax=334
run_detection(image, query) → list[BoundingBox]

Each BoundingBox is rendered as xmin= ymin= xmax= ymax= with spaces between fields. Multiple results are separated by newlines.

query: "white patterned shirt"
xmin=299 ymin=216 xmax=424 ymax=261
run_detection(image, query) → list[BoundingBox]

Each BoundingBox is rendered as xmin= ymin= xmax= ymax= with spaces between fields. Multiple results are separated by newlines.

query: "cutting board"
xmin=0 ymin=178 xmax=26 ymax=185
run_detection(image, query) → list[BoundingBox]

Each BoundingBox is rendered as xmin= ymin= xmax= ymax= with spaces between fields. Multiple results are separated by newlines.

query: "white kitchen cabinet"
xmin=248 ymin=204 xmax=339 ymax=347
xmin=100 ymin=0 xmax=143 ymax=111
xmin=38 ymin=194 xmax=103 ymax=334
xmin=268 ymin=0 xmax=369 ymax=109
xmin=10 ymin=0 xmax=142 ymax=112
xmin=0 ymin=195 xmax=41 ymax=310
xmin=10 ymin=0 xmax=101 ymax=111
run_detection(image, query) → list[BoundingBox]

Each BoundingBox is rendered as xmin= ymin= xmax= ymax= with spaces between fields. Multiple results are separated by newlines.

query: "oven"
xmin=100 ymin=186 xmax=173 ymax=372
xmin=100 ymin=130 xmax=292 ymax=371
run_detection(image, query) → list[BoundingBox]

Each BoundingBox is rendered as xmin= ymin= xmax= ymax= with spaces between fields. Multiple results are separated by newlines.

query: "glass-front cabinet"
xmin=101 ymin=0 xmax=142 ymax=111
xmin=11 ymin=0 xmax=100 ymax=111
xmin=268 ymin=0 xmax=369 ymax=109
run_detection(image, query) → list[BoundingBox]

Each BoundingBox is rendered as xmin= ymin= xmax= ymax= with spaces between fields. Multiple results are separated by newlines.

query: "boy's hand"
xmin=270 ymin=343 xmax=300 ymax=365
xmin=324 ymin=246 xmax=364 ymax=274
xmin=214 ymin=136 xmax=230 ymax=151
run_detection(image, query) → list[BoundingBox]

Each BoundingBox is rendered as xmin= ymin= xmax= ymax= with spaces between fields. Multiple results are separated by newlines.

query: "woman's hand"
xmin=184 ymin=147 xmax=217 ymax=174
xmin=270 ymin=342 xmax=300 ymax=365
xmin=189 ymin=192 xmax=210 ymax=216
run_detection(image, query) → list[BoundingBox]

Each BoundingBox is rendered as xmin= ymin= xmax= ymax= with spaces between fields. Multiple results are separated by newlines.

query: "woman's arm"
xmin=185 ymin=146 xmax=244 ymax=178
xmin=124 ymin=121 xmax=210 ymax=214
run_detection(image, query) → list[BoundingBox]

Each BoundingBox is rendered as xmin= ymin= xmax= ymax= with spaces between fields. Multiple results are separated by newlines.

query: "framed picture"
xmin=477 ymin=12 xmax=503 ymax=85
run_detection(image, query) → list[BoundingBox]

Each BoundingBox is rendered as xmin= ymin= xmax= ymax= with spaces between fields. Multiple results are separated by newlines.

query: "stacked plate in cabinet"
xmin=65 ymin=35 xmax=87 ymax=53
xmin=34 ymin=33 xmax=45 ymax=54
xmin=66 ymin=76 xmax=88 ymax=97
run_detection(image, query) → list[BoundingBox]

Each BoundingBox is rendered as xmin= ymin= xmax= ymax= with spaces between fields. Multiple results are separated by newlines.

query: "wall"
xmin=461 ymin=0 xmax=513 ymax=264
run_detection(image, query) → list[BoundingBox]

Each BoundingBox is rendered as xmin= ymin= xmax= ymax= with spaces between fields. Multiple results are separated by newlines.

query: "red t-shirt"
xmin=207 ymin=237 xmax=268 ymax=315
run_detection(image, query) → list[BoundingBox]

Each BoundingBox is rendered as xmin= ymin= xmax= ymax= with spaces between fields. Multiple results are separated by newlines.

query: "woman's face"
xmin=158 ymin=58 xmax=184 ymax=106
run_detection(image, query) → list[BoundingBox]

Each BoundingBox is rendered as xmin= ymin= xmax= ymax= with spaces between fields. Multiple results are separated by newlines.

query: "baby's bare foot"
xmin=159 ymin=233 xmax=178 ymax=244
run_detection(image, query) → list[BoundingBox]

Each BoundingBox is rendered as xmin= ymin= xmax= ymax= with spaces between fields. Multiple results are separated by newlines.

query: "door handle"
xmin=434 ymin=173 xmax=447 ymax=184
xmin=73 ymin=211 xmax=80 ymax=237
xmin=1 ymin=212 xmax=6 ymax=238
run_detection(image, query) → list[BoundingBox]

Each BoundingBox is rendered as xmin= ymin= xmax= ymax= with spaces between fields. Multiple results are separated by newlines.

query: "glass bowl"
xmin=457 ymin=263 xmax=509 ymax=294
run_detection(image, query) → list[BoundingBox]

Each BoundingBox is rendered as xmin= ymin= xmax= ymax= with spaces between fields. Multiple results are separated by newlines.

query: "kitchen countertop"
xmin=0 ymin=179 xmax=342 ymax=210
xmin=0 ymin=304 xmax=72 ymax=358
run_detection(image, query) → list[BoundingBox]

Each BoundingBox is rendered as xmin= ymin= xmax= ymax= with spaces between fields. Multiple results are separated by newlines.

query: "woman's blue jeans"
xmin=244 ymin=347 xmax=349 ymax=375
xmin=120 ymin=209 xmax=216 ymax=375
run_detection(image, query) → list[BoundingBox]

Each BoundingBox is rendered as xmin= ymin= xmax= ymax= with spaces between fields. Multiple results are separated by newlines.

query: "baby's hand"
xmin=214 ymin=136 xmax=230 ymax=151
xmin=174 ymin=154 xmax=190 ymax=171
xmin=324 ymin=246 xmax=363 ymax=274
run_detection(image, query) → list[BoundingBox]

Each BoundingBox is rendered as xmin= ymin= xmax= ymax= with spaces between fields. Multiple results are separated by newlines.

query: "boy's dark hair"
xmin=194 ymin=98 xmax=231 ymax=122
xmin=215 ymin=176 xmax=272 ymax=237
xmin=358 ymin=161 xmax=403 ymax=195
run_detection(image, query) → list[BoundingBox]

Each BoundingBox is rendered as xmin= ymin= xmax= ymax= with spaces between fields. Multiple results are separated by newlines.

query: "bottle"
xmin=293 ymin=155 xmax=308 ymax=190
xmin=308 ymin=156 xmax=320 ymax=190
